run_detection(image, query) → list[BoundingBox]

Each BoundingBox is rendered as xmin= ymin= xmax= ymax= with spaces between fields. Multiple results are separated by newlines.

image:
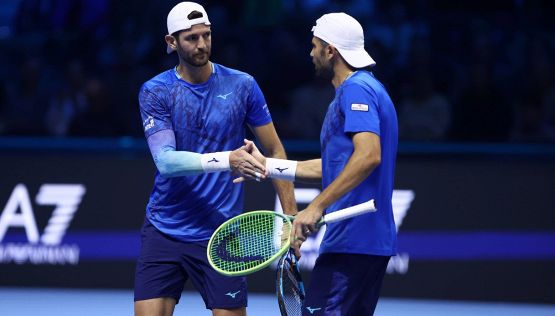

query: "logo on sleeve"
xmin=351 ymin=103 xmax=368 ymax=112
xmin=262 ymin=104 xmax=271 ymax=116
xmin=143 ymin=116 xmax=155 ymax=131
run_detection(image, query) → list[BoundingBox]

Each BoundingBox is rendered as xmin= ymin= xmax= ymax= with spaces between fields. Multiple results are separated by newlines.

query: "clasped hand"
xmin=229 ymin=140 xmax=267 ymax=182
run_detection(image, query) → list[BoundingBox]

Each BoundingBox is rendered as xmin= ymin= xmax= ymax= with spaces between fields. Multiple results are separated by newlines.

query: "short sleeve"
xmin=138 ymin=84 xmax=173 ymax=138
xmin=340 ymin=83 xmax=380 ymax=136
xmin=245 ymin=78 xmax=273 ymax=127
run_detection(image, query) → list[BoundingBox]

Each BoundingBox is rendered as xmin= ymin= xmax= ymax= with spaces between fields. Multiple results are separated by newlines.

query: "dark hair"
xmin=316 ymin=37 xmax=329 ymax=48
xmin=188 ymin=10 xmax=203 ymax=20
xmin=171 ymin=10 xmax=205 ymax=38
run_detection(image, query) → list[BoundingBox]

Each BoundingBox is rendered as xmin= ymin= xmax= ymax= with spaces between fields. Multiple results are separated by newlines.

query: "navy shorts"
xmin=134 ymin=218 xmax=247 ymax=309
xmin=302 ymin=253 xmax=390 ymax=316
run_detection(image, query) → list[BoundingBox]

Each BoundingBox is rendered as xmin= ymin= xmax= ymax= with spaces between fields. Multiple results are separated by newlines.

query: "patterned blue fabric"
xmin=138 ymin=63 xmax=272 ymax=241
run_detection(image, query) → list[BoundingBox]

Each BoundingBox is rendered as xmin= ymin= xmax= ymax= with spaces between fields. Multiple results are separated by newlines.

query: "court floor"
xmin=0 ymin=287 xmax=554 ymax=315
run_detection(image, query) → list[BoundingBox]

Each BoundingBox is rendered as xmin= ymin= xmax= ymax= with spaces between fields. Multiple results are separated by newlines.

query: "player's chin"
xmin=188 ymin=54 xmax=209 ymax=67
xmin=194 ymin=58 xmax=209 ymax=67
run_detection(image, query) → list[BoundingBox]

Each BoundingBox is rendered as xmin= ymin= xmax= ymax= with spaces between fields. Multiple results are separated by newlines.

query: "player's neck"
xmin=331 ymin=64 xmax=355 ymax=89
xmin=176 ymin=61 xmax=212 ymax=84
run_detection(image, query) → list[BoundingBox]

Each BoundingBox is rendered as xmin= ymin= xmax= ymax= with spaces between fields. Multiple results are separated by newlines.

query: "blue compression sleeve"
xmin=147 ymin=129 xmax=203 ymax=177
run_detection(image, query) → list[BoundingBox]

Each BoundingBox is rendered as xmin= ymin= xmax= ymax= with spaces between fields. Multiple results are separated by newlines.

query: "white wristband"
xmin=200 ymin=151 xmax=231 ymax=173
xmin=266 ymin=158 xmax=297 ymax=181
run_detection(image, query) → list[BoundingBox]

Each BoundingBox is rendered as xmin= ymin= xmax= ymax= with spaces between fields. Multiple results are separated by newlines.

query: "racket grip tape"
xmin=318 ymin=199 xmax=376 ymax=226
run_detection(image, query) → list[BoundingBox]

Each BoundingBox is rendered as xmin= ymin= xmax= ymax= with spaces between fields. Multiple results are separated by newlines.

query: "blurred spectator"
xmin=398 ymin=69 xmax=451 ymax=141
xmin=44 ymin=60 xmax=88 ymax=136
xmin=511 ymin=93 xmax=555 ymax=142
xmin=69 ymin=78 xmax=123 ymax=137
xmin=0 ymin=80 xmax=6 ymax=134
xmin=4 ymin=56 xmax=50 ymax=135
xmin=242 ymin=0 xmax=283 ymax=28
xmin=450 ymin=63 xmax=514 ymax=142
xmin=397 ymin=36 xmax=451 ymax=141
xmin=366 ymin=1 xmax=428 ymax=69
xmin=281 ymin=78 xmax=335 ymax=139
xmin=511 ymin=36 xmax=555 ymax=142
xmin=0 ymin=0 xmax=552 ymax=144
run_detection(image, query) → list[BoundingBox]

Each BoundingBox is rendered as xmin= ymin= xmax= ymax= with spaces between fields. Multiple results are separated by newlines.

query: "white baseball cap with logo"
xmin=166 ymin=2 xmax=211 ymax=54
xmin=311 ymin=13 xmax=375 ymax=68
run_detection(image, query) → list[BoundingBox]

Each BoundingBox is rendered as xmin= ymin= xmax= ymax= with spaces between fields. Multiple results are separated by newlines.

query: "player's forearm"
xmin=295 ymin=159 xmax=322 ymax=183
xmin=148 ymin=129 xmax=233 ymax=178
xmin=272 ymin=179 xmax=298 ymax=215
xmin=155 ymin=149 xmax=236 ymax=178
xmin=153 ymin=150 xmax=204 ymax=177
xmin=310 ymin=151 xmax=379 ymax=211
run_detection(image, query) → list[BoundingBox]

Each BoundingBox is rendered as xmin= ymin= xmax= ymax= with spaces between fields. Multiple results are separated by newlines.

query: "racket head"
xmin=276 ymin=249 xmax=305 ymax=316
xmin=207 ymin=210 xmax=292 ymax=276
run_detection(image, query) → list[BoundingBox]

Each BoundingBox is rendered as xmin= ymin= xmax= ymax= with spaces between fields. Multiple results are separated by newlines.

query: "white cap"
xmin=311 ymin=13 xmax=375 ymax=68
xmin=166 ymin=2 xmax=211 ymax=54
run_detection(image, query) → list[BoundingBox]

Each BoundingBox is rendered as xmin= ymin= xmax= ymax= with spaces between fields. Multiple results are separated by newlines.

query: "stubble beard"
xmin=183 ymin=49 xmax=211 ymax=67
xmin=314 ymin=61 xmax=334 ymax=81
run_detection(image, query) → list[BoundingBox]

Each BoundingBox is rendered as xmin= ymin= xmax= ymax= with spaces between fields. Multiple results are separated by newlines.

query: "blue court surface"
xmin=0 ymin=287 xmax=554 ymax=315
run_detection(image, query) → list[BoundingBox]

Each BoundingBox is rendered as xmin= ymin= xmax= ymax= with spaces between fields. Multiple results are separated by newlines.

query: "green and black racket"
xmin=207 ymin=199 xmax=377 ymax=276
xmin=276 ymin=249 xmax=305 ymax=316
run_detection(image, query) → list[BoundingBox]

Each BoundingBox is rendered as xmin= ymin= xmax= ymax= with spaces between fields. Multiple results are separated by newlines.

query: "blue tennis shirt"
xmin=320 ymin=70 xmax=398 ymax=256
xmin=138 ymin=63 xmax=272 ymax=242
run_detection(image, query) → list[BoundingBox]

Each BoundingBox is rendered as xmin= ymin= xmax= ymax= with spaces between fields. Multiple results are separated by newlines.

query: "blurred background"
xmin=0 ymin=0 xmax=555 ymax=142
xmin=0 ymin=0 xmax=554 ymax=315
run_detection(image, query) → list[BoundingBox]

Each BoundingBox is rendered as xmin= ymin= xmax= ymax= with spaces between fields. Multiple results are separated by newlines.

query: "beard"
xmin=313 ymin=50 xmax=334 ymax=81
xmin=314 ymin=60 xmax=334 ymax=81
xmin=181 ymin=48 xmax=211 ymax=67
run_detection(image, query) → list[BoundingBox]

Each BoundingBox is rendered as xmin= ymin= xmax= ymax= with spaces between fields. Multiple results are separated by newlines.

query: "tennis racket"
xmin=276 ymin=249 xmax=305 ymax=316
xmin=207 ymin=199 xmax=376 ymax=276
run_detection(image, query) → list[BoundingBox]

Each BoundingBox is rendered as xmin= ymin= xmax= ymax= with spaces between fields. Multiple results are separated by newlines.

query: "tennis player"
xmin=245 ymin=12 xmax=398 ymax=315
xmin=134 ymin=2 xmax=296 ymax=316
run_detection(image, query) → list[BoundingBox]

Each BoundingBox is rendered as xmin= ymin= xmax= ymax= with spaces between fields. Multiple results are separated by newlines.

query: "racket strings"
xmin=209 ymin=212 xmax=290 ymax=273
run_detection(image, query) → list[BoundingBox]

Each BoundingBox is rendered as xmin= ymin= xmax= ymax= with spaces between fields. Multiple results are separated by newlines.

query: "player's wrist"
xmin=266 ymin=158 xmax=297 ymax=181
xmin=200 ymin=151 xmax=231 ymax=173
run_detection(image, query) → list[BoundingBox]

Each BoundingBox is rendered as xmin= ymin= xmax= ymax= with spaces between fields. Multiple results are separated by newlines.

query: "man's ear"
xmin=326 ymin=45 xmax=338 ymax=61
xmin=165 ymin=35 xmax=177 ymax=52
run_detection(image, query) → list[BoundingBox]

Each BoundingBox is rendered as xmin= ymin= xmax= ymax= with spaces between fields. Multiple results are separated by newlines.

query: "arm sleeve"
xmin=245 ymin=78 xmax=273 ymax=127
xmin=147 ymin=129 xmax=203 ymax=177
xmin=341 ymin=83 xmax=381 ymax=136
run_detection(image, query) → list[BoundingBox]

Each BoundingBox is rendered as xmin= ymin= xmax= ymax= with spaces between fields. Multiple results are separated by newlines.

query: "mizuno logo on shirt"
xmin=351 ymin=103 xmax=369 ymax=112
xmin=217 ymin=92 xmax=233 ymax=100
xmin=208 ymin=158 xmax=219 ymax=163
xmin=275 ymin=167 xmax=288 ymax=173
xmin=306 ymin=307 xmax=321 ymax=314
xmin=225 ymin=290 xmax=241 ymax=298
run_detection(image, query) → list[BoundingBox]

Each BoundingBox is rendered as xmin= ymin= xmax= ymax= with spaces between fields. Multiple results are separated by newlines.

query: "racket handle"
xmin=319 ymin=199 xmax=376 ymax=226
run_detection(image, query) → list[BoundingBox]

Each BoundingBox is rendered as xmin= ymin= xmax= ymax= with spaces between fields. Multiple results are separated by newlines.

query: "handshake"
xmin=229 ymin=139 xmax=269 ymax=183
